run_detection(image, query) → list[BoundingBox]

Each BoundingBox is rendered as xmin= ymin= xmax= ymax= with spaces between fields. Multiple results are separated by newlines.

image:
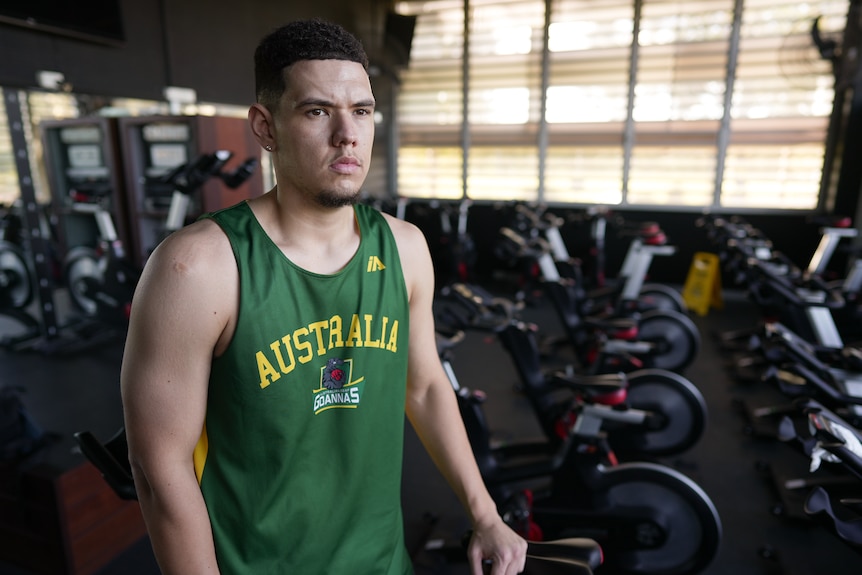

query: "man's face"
xmin=272 ymin=59 xmax=375 ymax=207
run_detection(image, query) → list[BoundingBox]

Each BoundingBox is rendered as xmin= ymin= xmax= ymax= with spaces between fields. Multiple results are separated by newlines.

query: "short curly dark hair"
xmin=254 ymin=19 xmax=369 ymax=111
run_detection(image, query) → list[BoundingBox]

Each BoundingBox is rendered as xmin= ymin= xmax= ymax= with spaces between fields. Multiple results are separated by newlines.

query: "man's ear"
xmin=248 ymin=103 xmax=275 ymax=151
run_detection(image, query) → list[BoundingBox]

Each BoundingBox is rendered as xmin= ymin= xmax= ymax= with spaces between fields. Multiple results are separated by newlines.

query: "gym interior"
xmin=1 ymin=1 xmax=862 ymax=574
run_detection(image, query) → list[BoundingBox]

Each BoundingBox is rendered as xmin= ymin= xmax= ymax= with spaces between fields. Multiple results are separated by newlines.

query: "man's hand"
xmin=467 ymin=518 xmax=528 ymax=575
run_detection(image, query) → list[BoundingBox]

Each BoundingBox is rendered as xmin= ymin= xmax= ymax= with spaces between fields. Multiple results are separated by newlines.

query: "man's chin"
xmin=316 ymin=189 xmax=361 ymax=208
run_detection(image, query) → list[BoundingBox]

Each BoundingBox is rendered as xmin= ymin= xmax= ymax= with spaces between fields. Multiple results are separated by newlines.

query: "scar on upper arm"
xmin=171 ymin=259 xmax=190 ymax=274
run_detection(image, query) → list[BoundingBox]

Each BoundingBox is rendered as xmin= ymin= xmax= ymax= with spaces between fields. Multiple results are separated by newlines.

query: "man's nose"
xmin=331 ymin=112 xmax=358 ymax=147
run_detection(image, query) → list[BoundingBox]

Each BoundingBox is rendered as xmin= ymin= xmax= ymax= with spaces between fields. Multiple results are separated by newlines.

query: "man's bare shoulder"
xmin=380 ymin=211 xmax=428 ymax=251
xmin=129 ymin=218 xmax=238 ymax=353
xmin=379 ymin=212 xmax=434 ymax=299
xmin=144 ymin=218 xmax=236 ymax=279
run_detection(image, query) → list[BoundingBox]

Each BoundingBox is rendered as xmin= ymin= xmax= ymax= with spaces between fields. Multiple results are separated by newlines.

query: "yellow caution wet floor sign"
xmin=682 ymin=252 xmax=724 ymax=316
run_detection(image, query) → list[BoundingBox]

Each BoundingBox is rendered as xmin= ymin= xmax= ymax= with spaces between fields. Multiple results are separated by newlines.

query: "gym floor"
xmin=1 ymin=287 xmax=860 ymax=575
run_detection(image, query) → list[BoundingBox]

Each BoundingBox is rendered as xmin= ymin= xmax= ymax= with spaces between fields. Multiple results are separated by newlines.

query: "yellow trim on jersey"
xmin=194 ymin=423 xmax=209 ymax=484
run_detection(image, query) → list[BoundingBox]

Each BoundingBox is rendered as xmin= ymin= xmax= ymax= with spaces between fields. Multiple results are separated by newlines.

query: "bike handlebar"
xmin=465 ymin=532 xmax=603 ymax=574
xmin=161 ymin=150 xmax=258 ymax=194
xmin=438 ymin=282 xmax=522 ymax=331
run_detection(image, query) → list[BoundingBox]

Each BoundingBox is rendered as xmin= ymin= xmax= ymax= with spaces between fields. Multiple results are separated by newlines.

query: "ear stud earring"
xmin=265 ymin=145 xmax=273 ymax=151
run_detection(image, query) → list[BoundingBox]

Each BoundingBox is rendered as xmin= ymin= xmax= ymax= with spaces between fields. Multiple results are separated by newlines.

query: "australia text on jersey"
xmin=255 ymin=313 xmax=400 ymax=389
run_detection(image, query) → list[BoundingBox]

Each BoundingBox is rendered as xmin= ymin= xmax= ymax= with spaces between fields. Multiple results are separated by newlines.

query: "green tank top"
xmin=197 ymin=201 xmax=412 ymax=575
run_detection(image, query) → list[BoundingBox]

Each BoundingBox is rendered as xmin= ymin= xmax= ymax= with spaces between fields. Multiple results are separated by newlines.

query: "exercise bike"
xmin=701 ymin=214 xmax=862 ymax=349
xmin=64 ymin=150 xmax=256 ymax=327
xmin=559 ymin=205 xmax=686 ymax=314
xmin=0 ymin=242 xmax=41 ymax=347
xmin=434 ymin=198 xmax=477 ymax=285
xmin=0 ymin=205 xmax=42 ymax=346
xmin=62 ymin=197 xmax=139 ymax=326
xmin=438 ymin=282 xmax=708 ymax=460
xmin=497 ymin=226 xmax=700 ymax=374
xmin=74 ymin=424 xmax=605 ymax=575
xmin=740 ymin=321 xmax=862 ymax=439
xmin=768 ymin=398 xmax=862 ymax=553
xmin=505 ymin=203 xmax=686 ymax=314
xmin=435 ymin=328 xmax=722 ymax=575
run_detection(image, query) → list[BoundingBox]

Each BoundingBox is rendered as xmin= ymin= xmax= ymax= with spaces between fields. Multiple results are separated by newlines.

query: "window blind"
xmin=26 ymin=91 xmax=80 ymax=203
xmin=625 ymin=0 xmax=732 ymax=206
xmin=395 ymin=0 xmax=847 ymax=209
xmin=397 ymin=0 xmax=465 ymax=198
xmin=0 ymin=91 xmax=17 ymax=206
xmin=722 ymin=0 xmax=844 ymax=209
xmin=466 ymin=0 xmax=544 ymax=200
xmin=545 ymin=0 xmax=633 ymax=203
xmin=0 ymin=90 xmax=79 ymax=206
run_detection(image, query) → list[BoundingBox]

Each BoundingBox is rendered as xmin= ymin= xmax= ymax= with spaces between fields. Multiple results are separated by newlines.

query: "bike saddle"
xmin=480 ymin=437 xmax=565 ymax=485
xmin=461 ymin=530 xmax=602 ymax=574
xmin=580 ymin=282 xmax=622 ymax=305
xmin=435 ymin=329 xmax=465 ymax=355
xmin=498 ymin=226 xmax=551 ymax=260
xmin=840 ymin=346 xmax=862 ymax=371
xmin=579 ymin=313 xmax=638 ymax=335
xmin=527 ymin=537 xmax=603 ymax=571
xmin=546 ymin=370 xmax=627 ymax=401
xmin=442 ymin=282 xmax=521 ymax=331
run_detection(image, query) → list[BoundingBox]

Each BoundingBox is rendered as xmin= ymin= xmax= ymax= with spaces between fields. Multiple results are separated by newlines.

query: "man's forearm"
xmin=406 ymin=380 xmax=499 ymax=526
xmin=134 ymin=469 xmax=221 ymax=574
xmin=407 ymin=377 xmax=528 ymax=575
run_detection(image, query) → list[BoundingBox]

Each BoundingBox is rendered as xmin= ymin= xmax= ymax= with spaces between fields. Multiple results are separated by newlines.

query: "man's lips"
xmin=331 ymin=157 xmax=361 ymax=175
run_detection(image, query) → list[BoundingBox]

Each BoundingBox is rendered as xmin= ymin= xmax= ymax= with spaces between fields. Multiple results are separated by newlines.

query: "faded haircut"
xmin=254 ymin=18 xmax=369 ymax=111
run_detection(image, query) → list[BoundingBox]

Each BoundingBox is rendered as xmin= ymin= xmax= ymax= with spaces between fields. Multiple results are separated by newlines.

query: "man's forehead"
xmin=285 ymin=59 xmax=368 ymax=81
xmin=284 ymin=60 xmax=374 ymax=102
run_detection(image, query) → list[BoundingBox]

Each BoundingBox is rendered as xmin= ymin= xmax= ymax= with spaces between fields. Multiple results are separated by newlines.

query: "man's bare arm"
xmin=388 ymin=216 xmax=527 ymax=575
xmin=120 ymin=221 xmax=235 ymax=574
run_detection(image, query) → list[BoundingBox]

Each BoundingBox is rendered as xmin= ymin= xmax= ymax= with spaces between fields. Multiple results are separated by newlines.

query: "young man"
xmin=120 ymin=18 xmax=527 ymax=575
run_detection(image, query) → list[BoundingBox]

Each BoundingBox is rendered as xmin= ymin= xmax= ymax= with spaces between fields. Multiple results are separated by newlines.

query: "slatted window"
xmin=0 ymin=89 xmax=79 ymax=205
xmin=397 ymin=0 xmax=465 ymax=199
xmin=395 ymin=0 xmax=848 ymax=210
xmin=396 ymin=0 xmax=544 ymax=200
xmin=545 ymin=0 xmax=633 ymax=203
xmin=0 ymin=91 xmax=17 ymax=206
xmin=465 ymin=0 xmax=544 ymax=200
xmin=627 ymin=0 xmax=732 ymax=207
xmin=723 ymin=0 xmax=845 ymax=209
xmin=398 ymin=147 xmax=464 ymax=199
xmin=26 ymin=91 xmax=81 ymax=203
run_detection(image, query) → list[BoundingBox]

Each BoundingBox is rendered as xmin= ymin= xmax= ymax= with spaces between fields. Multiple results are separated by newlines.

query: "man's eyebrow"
xmin=295 ymin=98 xmax=376 ymax=109
xmin=294 ymin=98 xmax=333 ymax=109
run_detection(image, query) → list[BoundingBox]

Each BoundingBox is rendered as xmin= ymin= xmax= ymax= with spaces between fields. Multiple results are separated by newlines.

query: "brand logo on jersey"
xmin=312 ymin=357 xmax=365 ymax=414
xmin=367 ymin=256 xmax=386 ymax=272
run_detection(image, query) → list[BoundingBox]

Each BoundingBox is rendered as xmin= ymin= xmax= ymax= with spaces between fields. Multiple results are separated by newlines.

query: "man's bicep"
xmin=120 ymin=240 xmax=225 ymax=468
xmin=121 ymin=318 xmax=211 ymax=456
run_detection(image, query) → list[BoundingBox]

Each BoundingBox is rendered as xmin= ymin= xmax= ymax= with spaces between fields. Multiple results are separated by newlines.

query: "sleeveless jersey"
xmin=197 ymin=201 xmax=413 ymax=575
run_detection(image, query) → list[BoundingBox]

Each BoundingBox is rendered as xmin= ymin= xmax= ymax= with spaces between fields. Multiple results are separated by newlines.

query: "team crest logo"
xmin=312 ymin=357 xmax=365 ymax=414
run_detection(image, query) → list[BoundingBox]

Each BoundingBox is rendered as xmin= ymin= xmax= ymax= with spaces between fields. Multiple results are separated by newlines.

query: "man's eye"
xmin=309 ymin=109 xmax=326 ymax=116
